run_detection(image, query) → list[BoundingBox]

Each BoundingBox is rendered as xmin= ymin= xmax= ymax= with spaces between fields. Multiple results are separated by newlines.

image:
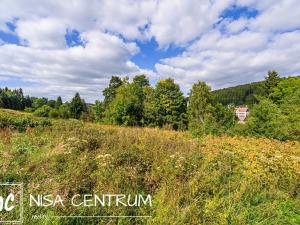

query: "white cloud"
xmin=156 ymin=30 xmax=300 ymax=90
xmin=0 ymin=0 xmax=299 ymax=100
xmin=149 ymin=0 xmax=234 ymax=48
xmin=0 ymin=0 xmax=155 ymax=41
xmin=98 ymin=0 xmax=156 ymax=40
xmin=0 ymin=31 xmax=141 ymax=102
xmin=249 ymin=0 xmax=300 ymax=32
xmin=0 ymin=0 xmax=156 ymax=101
xmin=226 ymin=18 xmax=248 ymax=33
xmin=16 ymin=18 xmax=67 ymax=49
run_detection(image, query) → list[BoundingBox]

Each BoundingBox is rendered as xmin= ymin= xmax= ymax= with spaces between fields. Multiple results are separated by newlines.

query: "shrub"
xmin=33 ymin=105 xmax=52 ymax=117
xmin=49 ymin=109 xmax=59 ymax=118
xmin=24 ymin=107 xmax=34 ymax=113
xmin=0 ymin=110 xmax=52 ymax=131
xmin=245 ymin=99 xmax=290 ymax=140
xmin=58 ymin=104 xmax=71 ymax=119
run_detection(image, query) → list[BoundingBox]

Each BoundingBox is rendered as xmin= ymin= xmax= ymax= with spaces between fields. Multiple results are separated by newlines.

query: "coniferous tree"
xmin=70 ymin=93 xmax=85 ymax=119
xmin=56 ymin=96 xmax=63 ymax=109
xmin=264 ymin=70 xmax=280 ymax=95
xmin=0 ymin=87 xmax=32 ymax=110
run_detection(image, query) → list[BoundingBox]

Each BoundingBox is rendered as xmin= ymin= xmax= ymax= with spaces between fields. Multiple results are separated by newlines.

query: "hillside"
xmin=211 ymin=76 xmax=300 ymax=106
xmin=0 ymin=109 xmax=300 ymax=224
xmin=212 ymin=81 xmax=265 ymax=106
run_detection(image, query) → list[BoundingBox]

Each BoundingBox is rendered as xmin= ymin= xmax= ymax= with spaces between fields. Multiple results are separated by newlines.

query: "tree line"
xmin=0 ymin=87 xmax=32 ymax=110
xmin=1 ymin=71 xmax=299 ymax=140
xmin=212 ymin=81 xmax=266 ymax=106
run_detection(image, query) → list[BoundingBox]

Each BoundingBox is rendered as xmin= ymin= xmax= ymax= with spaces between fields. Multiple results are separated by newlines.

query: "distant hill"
xmin=212 ymin=81 xmax=266 ymax=106
xmin=212 ymin=76 xmax=300 ymax=106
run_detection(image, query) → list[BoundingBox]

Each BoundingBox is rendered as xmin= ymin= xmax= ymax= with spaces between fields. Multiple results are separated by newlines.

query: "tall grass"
xmin=0 ymin=109 xmax=299 ymax=224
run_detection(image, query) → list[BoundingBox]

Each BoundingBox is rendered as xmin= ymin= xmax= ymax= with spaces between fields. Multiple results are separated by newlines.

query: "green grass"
xmin=0 ymin=109 xmax=299 ymax=224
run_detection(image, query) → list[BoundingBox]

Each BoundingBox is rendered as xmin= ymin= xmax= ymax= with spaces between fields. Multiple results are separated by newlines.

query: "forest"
xmin=211 ymin=81 xmax=265 ymax=106
xmin=1 ymin=71 xmax=299 ymax=141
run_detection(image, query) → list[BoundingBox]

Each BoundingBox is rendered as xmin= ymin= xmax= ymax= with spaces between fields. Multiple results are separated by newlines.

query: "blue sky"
xmin=131 ymin=38 xmax=184 ymax=70
xmin=0 ymin=0 xmax=299 ymax=102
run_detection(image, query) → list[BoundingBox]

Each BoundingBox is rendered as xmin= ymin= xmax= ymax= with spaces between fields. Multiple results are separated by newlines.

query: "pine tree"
xmin=70 ymin=93 xmax=85 ymax=119
xmin=264 ymin=70 xmax=280 ymax=95
xmin=56 ymin=96 xmax=63 ymax=109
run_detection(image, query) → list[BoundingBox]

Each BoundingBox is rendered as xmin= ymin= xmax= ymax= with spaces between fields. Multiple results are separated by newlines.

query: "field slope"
xmin=0 ymin=109 xmax=300 ymax=224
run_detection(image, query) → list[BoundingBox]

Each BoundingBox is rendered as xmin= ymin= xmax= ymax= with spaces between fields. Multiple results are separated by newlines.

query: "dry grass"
xmin=0 ymin=109 xmax=299 ymax=224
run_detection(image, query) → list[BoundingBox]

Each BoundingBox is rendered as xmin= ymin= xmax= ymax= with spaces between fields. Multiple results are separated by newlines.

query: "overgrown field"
xmin=0 ymin=109 xmax=300 ymax=224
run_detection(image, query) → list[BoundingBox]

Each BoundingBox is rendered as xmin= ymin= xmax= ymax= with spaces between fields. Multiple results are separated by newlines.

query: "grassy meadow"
xmin=0 ymin=109 xmax=300 ymax=224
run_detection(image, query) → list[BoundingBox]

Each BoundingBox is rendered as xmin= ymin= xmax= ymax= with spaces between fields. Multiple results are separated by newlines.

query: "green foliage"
xmin=70 ymin=93 xmax=86 ymax=119
xmin=132 ymin=74 xmax=149 ymax=87
xmin=80 ymin=108 xmax=95 ymax=122
xmin=24 ymin=107 xmax=34 ymax=113
xmin=211 ymin=103 xmax=237 ymax=134
xmin=58 ymin=103 xmax=71 ymax=119
xmin=93 ymin=100 xmax=104 ymax=122
xmin=33 ymin=105 xmax=52 ymax=117
xmin=188 ymin=82 xmax=236 ymax=136
xmin=245 ymin=99 xmax=291 ymax=140
xmin=55 ymin=96 xmax=63 ymax=109
xmin=278 ymin=89 xmax=300 ymax=141
xmin=143 ymin=86 xmax=157 ymax=126
xmin=212 ymin=81 xmax=265 ymax=106
xmin=153 ymin=78 xmax=187 ymax=130
xmin=102 ymin=76 xmax=123 ymax=107
xmin=238 ymin=77 xmax=300 ymax=141
xmin=0 ymin=110 xmax=299 ymax=224
xmin=0 ymin=109 xmax=52 ymax=131
xmin=2 ymin=73 xmax=300 ymax=141
xmin=188 ymin=81 xmax=212 ymax=124
xmin=49 ymin=109 xmax=60 ymax=118
xmin=0 ymin=87 xmax=32 ymax=110
xmin=103 ymin=77 xmax=187 ymax=129
xmin=105 ymin=82 xmax=145 ymax=126
xmin=270 ymin=76 xmax=300 ymax=103
xmin=223 ymin=76 xmax=300 ymax=141
xmin=32 ymin=97 xmax=48 ymax=109
xmin=264 ymin=70 xmax=280 ymax=95
xmin=47 ymin=99 xmax=56 ymax=108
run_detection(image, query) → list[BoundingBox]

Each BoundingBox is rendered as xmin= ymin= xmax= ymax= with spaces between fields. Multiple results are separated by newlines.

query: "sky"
xmin=0 ymin=0 xmax=299 ymax=102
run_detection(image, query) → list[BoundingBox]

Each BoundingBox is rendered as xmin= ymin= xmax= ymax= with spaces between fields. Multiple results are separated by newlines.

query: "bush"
xmin=49 ymin=109 xmax=59 ymax=118
xmin=0 ymin=110 xmax=52 ymax=131
xmin=80 ymin=110 xmax=95 ymax=122
xmin=58 ymin=104 xmax=71 ymax=119
xmin=244 ymin=99 xmax=291 ymax=140
xmin=33 ymin=105 xmax=52 ymax=117
xmin=24 ymin=107 xmax=34 ymax=113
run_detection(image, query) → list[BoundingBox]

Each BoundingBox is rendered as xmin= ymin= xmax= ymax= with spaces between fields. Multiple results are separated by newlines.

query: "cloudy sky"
xmin=0 ymin=0 xmax=299 ymax=102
